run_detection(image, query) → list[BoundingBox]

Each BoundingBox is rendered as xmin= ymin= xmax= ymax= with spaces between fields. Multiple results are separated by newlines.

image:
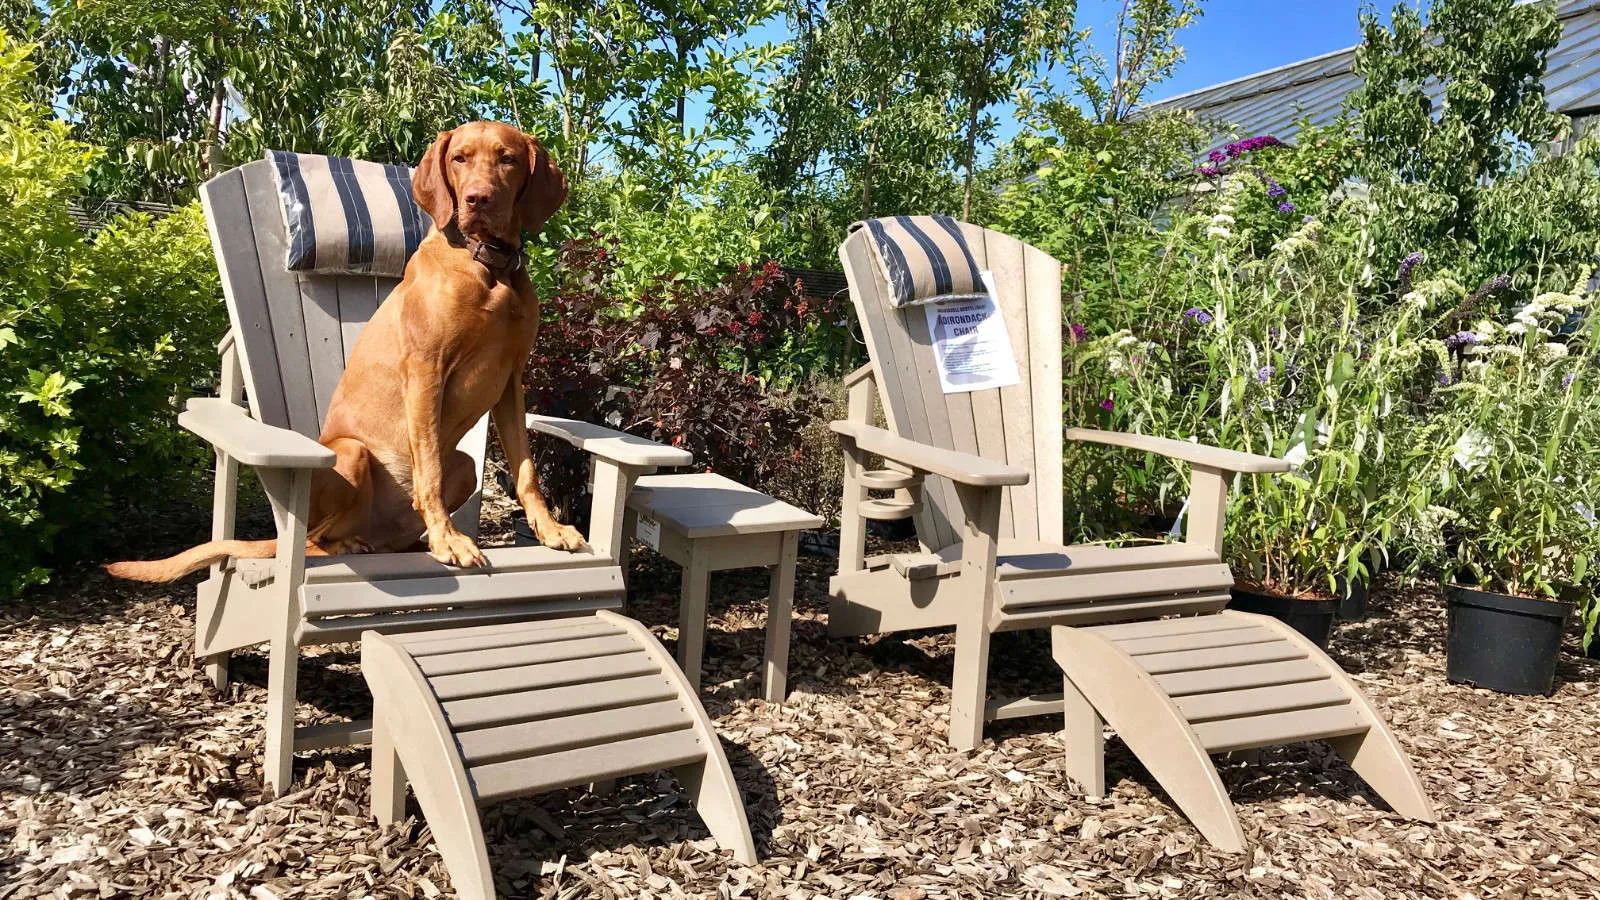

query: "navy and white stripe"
xmin=850 ymin=215 xmax=986 ymax=307
xmin=266 ymin=150 xmax=433 ymax=277
xmin=270 ymin=151 xmax=318 ymax=272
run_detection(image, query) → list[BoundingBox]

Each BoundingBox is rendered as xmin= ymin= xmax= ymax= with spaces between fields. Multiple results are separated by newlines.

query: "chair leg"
xmin=371 ymin=706 xmax=407 ymax=826
xmin=674 ymin=760 xmax=757 ymax=865
xmin=263 ymin=636 xmax=300 ymax=797
xmin=677 ymin=554 xmax=710 ymax=693
xmin=1061 ymin=673 xmax=1106 ymax=798
xmin=204 ymin=652 xmax=230 ymax=692
xmin=762 ymin=533 xmax=798 ymax=703
xmin=948 ymin=621 xmax=992 ymax=751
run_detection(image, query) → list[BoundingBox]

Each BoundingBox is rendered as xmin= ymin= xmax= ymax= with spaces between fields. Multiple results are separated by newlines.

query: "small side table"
xmin=625 ymin=473 xmax=822 ymax=701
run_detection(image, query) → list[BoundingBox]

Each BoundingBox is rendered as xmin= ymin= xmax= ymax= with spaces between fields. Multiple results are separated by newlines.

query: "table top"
xmin=628 ymin=473 xmax=824 ymax=539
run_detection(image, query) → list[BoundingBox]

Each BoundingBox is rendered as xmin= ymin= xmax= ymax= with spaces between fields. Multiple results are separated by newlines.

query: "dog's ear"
xmin=413 ymin=129 xmax=456 ymax=230
xmin=516 ymin=137 xmax=568 ymax=236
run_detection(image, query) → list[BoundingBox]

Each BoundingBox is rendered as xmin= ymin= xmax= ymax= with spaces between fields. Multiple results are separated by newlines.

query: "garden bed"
xmin=4 ymin=508 xmax=1599 ymax=897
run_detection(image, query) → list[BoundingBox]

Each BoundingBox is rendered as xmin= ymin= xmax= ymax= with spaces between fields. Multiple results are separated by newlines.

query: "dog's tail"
xmin=105 ymin=539 xmax=278 ymax=583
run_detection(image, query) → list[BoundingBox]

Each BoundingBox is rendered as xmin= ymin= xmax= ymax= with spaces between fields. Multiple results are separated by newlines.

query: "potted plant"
xmin=1400 ymin=279 xmax=1597 ymax=695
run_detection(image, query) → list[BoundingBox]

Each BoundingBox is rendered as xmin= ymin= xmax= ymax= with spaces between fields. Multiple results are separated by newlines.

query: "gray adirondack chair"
xmin=193 ymin=159 xmax=690 ymax=796
xmin=831 ymin=221 xmax=1433 ymax=849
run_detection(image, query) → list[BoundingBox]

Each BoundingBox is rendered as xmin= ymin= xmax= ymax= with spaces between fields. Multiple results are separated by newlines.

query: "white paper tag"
xmin=923 ymin=270 xmax=1020 ymax=394
xmin=635 ymin=512 xmax=662 ymax=550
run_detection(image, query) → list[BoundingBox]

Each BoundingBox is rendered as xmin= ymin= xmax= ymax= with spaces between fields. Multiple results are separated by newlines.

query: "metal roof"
xmin=1143 ymin=0 xmax=1600 ymax=149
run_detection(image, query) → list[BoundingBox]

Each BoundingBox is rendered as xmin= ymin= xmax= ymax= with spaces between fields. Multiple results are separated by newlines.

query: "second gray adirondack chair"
xmin=192 ymin=157 xmax=693 ymax=796
xmin=831 ymin=219 xmax=1433 ymax=849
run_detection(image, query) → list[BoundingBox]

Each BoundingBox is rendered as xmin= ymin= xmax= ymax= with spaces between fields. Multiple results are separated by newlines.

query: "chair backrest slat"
xmin=203 ymin=165 xmax=290 ymax=430
xmin=839 ymin=228 xmax=960 ymax=549
xmin=201 ymin=158 xmax=489 ymax=538
xmin=297 ymin=258 xmax=347 ymax=425
xmin=840 ymin=223 xmax=1063 ymax=551
xmin=1023 ymin=241 xmax=1065 ymax=545
xmin=239 ymin=160 xmax=325 ymax=437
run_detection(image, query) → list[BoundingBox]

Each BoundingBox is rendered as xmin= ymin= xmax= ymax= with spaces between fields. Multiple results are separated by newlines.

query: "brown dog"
xmin=109 ymin=122 xmax=584 ymax=582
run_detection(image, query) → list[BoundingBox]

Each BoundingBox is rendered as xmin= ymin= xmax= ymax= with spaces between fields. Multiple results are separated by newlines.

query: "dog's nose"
xmin=462 ymin=188 xmax=491 ymax=208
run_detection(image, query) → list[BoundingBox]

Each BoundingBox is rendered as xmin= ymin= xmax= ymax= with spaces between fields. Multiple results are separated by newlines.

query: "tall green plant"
xmin=1351 ymin=0 xmax=1567 ymax=280
xmin=0 ymin=34 xmax=223 ymax=596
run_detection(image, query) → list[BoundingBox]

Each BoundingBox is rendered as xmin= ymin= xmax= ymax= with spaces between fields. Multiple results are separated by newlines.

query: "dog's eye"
xmin=499 ymin=155 xmax=515 ymax=166
xmin=451 ymin=154 xmax=466 ymax=164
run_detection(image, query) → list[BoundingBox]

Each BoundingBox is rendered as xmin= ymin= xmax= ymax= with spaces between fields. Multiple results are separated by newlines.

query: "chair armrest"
xmin=526 ymin=414 xmax=693 ymax=468
xmin=180 ymin=398 xmax=336 ymax=468
xmin=830 ymin=421 xmax=1030 ymax=487
xmin=1065 ymin=427 xmax=1290 ymax=474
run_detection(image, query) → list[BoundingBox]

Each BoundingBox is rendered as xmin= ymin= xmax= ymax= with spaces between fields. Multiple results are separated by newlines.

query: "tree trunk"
xmin=204 ymin=75 xmax=227 ymax=175
xmin=862 ymin=84 xmax=887 ymax=218
xmin=531 ymin=24 xmax=543 ymax=82
xmin=962 ymin=93 xmax=981 ymax=220
xmin=675 ymin=34 xmax=689 ymax=137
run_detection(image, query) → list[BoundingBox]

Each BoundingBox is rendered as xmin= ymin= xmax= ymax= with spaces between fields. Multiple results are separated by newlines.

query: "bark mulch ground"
xmin=3 ymin=505 xmax=1599 ymax=897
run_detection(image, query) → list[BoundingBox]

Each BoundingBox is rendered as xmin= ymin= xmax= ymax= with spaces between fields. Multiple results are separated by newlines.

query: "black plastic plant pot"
xmin=1336 ymin=574 xmax=1369 ymax=622
xmin=1228 ymin=588 xmax=1340 ymax=649
xmin=1445 ymin=585 xmax=1571 ymax=696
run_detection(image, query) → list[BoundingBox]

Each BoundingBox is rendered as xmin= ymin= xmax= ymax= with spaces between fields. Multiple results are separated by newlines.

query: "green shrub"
xmin=0 ymin=35 xmax=222 ymax=596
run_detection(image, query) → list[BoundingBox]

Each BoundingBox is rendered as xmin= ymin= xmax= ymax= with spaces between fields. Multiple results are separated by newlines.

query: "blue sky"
xmin=1141 ymin=1 xmax=1392 ymax=105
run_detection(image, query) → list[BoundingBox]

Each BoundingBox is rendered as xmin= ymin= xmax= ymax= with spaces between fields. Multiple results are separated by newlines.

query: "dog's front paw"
xmin=428 ymin=527 xmax=488 ymax=568
xmin=537 ymin=520 xmax=589 ymax=552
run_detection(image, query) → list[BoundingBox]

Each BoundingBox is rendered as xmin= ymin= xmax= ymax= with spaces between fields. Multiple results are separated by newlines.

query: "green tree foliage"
xmin=944 ymin=0 xmax=1078 ymax=218
xmin=1060 ymin=0 xmax=1203 ymax=125
xmin=1352 ymin=0 xmax=1568 ymax=278
xmin=763 ymin=0 xmax=1076 ymax=265
xmin=995 ymin=0 xmax=1207 ymax=331
xmin=0 ymin=35 xmax=223 ymax=595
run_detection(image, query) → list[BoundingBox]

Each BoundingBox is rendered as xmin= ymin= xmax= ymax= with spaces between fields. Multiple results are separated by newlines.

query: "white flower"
xmin=1283 ymin=442 xmax=1308 ymax=466
xmin=1452 ymin=428 xmax=1493 ymax=472
xmin=1207 ymin=226 xmax=1231 ymax=241
xmin=1541 ymin=342 xmax=1570 ymax=360
xmin=1505 ymin=322 xmax=1529 ymax=335
xmin=1210 ymin=213 xmax=1236 ymax=227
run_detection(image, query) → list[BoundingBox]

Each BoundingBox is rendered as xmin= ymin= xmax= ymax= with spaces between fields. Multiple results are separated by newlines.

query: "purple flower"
xmin=1438 ymin=373 xmax=1453 ymax=386
xmin=1224 ymin=135 xmax=1284 ymax=158
xmin=1257 ymin=365 xmax=1276 ymax=383
xmin=1302 ymin=215 xmax=1315 ymax=224
xmin=1196 ymin=164 xmax=1221 ymax=177
xmin=1396 ymin=250 xmax=1424 ymax=292
xmin=1183 ymin=307 xmax=1213 ymax=324
xmin=1266 ymin=180 xmax=1286 ymax=198
xmin=1208 ymin=149 xmax=1227 ymax=163
xmin=1100 ymin=398 xmax=1115 ymax=411
xmin=1467 ymin=274 xmax=1511 ymax=304
xmin=1564 ymin=372 xmax=1577 ymax=391
xmin=1277 ymin=201 xmax=1296 ymax=213
xmin=1443 ymin=331 xmax=1479 ymax=351
xmin=1070 ymin=323 xmax=1087 ymax=341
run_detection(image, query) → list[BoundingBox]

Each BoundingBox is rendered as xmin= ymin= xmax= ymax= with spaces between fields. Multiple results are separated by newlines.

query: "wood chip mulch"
xmin=4 ymin=515 xmax=1599 ymax=897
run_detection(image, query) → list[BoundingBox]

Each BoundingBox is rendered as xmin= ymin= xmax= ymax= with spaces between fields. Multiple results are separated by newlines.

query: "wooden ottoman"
xmin=361 ymin=612 xmax=756 ymax=899
xmin=625 ymin=473 xmax=823 ymax=700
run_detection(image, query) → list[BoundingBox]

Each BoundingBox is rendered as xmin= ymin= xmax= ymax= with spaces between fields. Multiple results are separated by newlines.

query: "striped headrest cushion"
xmin=850 ymin=215 xmax=984 ymax=307
xmin=267 ymin=150 xmax=433 ymax=278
